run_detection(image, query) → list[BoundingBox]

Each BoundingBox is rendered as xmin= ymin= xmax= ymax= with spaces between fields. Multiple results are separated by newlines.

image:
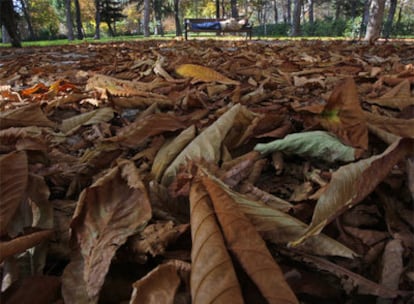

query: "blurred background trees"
xmin=1 ymin=0 xmax=414 ymax=44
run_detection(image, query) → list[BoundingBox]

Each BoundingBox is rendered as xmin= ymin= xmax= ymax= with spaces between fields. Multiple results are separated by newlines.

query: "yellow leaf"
xmin=176 ymin=64 xmax=240 ymax=85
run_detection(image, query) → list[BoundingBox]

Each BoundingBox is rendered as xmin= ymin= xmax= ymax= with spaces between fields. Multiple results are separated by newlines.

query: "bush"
xmin=253 ymin=23 xmax=290 ymax=37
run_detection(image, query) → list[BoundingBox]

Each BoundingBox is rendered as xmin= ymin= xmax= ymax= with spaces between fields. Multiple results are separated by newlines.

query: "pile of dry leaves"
xmin=0 ymin=39 xmax=413 ymax=303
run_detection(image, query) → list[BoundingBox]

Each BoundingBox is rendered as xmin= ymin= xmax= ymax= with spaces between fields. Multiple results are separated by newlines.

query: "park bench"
xmin=184 ymin=18 xmax=253 ymax=40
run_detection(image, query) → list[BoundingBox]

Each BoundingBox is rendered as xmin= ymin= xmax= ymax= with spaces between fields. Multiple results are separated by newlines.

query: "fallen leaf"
xmin=255 ymin=131 xmax=356 ymax=163
xmin=60 ymin=107 xmax=114 ymax=134
xmin=0 ymin=104 xmax=55 ymax=130
xmin=161 ymin=104 xmax=254 ymax=186
xmin=0 ymin=229 xmax=53 ymax=263
xmin=130 ymin=263 xmax=181 ymax=304
xmin=319 ymin=78 xmax=368 ymax=150
xmin=176 ymin=63 xmax=240 ymax=85
xmin=151 ymin=125 xmax=196 ymax=182
xmin=189 ymin=178 xmax=244 ymax=304
xmin=290 ymin=138 xmax=414 ymax=247
xmin=202 ymin=176 xmax=299 ymax=304
xmin=69 ymin=160 xmax=152 ymax=298
xmin=0 ymin=151 xmax=28 ymax=236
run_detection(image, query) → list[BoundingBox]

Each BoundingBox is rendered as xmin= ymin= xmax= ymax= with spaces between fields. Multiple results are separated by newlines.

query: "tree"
xmin=94 ymin=0 xmax=101 ymax=39
xmin=308 ymin=0 xmax=314 ymax=24
xmin=364 ymin=0 xmax=386 ymax=41
xmin=100 ymin=0 xmax=125 ymax=36
xmin=173 ymin=0 xmax=182 ymax=36
xmin=143 ymin=0 xmax=150 ymax=37
xmin=230 ymin=0 xmax=239 ymax=18
xmin=66 ymin=0 xmax=74 ymax=40
xmin=0 ymin=0 xmax=22 ymax=47
xmin=74 ymin=0 xmax=84 ymax=39
xmin=20 ymin=0 xmax=36 ymax=40
xmin=384 ymin=0 xmax=397 ymax=38
xmin=291 ymin=0 xmax=302 ymax=36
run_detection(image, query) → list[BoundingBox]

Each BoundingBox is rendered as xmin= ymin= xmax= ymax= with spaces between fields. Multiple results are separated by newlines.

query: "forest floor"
xmin=0 ymin=39 xmax=413 ymax=303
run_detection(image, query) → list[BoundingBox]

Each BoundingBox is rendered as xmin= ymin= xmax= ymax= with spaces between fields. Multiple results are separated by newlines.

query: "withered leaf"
xmin=130 ymin=263 xmax=181 ymax=304
xmin=189 ymin=178 xmax=244 ymax=304
xmin=319 ymin=78 xmax=368 ymax=150
xmin=0 ymin=151 xmax=28 ymax=236
xmin=151 ymin=125 xmax=196 ymax=182
xmin=60 ymin=107 xmax=114 ymax=134
xmin=202 ymin=176 xmax=299 ymax=304
xmin=204 ymin=170 xmax=355 ymax=257
xmin=255 ymin=131 xmax=356 ymax=163
xmin=70 ymin=160 xmax=152 ymax=298
xmin=104 ymin=112 xmax=186 ymax=148
xmin=0 ymin=104 xmax=55 ymax=130
xmin=0 ymin=229 xmax=53 ymax=263
xmin=290 ymin=138 xmax=414 ymax=247
xmin=176 ymin=63 xmax=240 ymax=85
xmin=364 ymin=111 xmax=414 ymax=138
xmin=161 ymin=104 xmax=254 ymax=186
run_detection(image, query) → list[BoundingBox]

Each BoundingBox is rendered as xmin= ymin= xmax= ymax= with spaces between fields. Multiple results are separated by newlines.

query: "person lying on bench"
xmin=190 ymin=18 xmax=250 ymax=31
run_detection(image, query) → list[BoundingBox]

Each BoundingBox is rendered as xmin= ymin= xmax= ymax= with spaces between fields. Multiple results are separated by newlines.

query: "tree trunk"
xmin=364 ymin=0 xmax=386 ymax=41
xmin=359 ymin=0 xmax=371 ymax=39
xmin=143 ymin=0 xmax=150 ymax=37
xmin=231 ymin=0 xmax=238 ymax=18
xmin=335 ymin=0 xmax=343 ymax=20
xmin=174 ymin=0 xmax=182 ymax=36
xmin=216 ymin=0 xmax=220 ymax=18
xmin=20 ymin=0 xmax=36 ymax=40
xmin=273 ymin=0 xmax=278 ymax=23
xmin=106 ymin=21 xmax=114 ymax=36
xmin=153 ymin=0 xmax=164 ymax=36
xmin=284 ymin=0 xmax=291 ymax=24
xmin=0 ymin=0 xmax=21 ymax=47
xmin=74 ymin=0 xmax=83 ymax=39
xmin=94 ymin=0 xmax=101 ymax=39
xmin=291 ymin=0 xmax=302 ymax=36
xmin=65 ymin=0 xmax=74 ymax=41
xmin=308 ymin=0 xmax=314 ymax=24
xmin=383 ymin=0 xmax=397 ymax=38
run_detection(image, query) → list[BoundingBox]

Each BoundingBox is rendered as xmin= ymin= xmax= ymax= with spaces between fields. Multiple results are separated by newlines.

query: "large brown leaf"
xmin=290 ymin=138 xmax=414 ymax=247
xmin=130 ymin=263 xmax=181 ymax=304
xmin=104 ymin=112 xmax=186 ymax=148
xmin=203 ymin=171 xmax=356 ymax=258
xmin=319 ymin=78 xmax=368 ymax=150
xmin=0 ymin=151 xmax=28 ymax=236
xmin=70 ymin=160 xmax=152 ymax=298
xmin=364 ymin=111 xmax=414 ymax=138
xmin=161 ymin=104 xmax=255 ymax=186
xmin=202 ymin=177 xmax=299 ymax=304
xmin=189 ymin=178 xmax=244 ymax=304
xmin=0 ymin=104 xmax=55 ymax=130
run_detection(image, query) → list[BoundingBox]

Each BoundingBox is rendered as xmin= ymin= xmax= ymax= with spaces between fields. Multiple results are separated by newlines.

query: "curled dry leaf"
xmin=204 ymin=170 xmax=355 ymax=258
xmin=151 ymin=125 xmax=196 ymax=182
xmin=255 ymin=131 xmax=356 ymax=163
xmin=176 ymin=63 xmax=240 ymax=85
xmin=189 ymin=178 xmax=244 ymax=304
xmin=290 ymin=138 xmax=414 ymax=247
xmin=0 ymin=229 xmax=53 ymax=263
xmin=68 ymin=160 xmax=152 ymax=298
xmin=104 ymin=112 xmax=186 ymax=148
xmin=319 ymin=78 xmax=368 ymax=150
xmin=59 ymin=107 xmax=114 ymax=134
xmin=161 ymin=104 xmax=254 ymax=186
xmin=130 ymin=263 xmax=181 ymax=304
xmin=0 ymin=104 xmax=55 ymax=130
xmin=364 ymin=111 xmax=414 ymax=138
xmin=379 ymin=239 xmax=404 ymax=291
xmin=0 ymin=151 xmax=28 ymax=236
xmin=202 ymin=177 xmax=299 ymax=304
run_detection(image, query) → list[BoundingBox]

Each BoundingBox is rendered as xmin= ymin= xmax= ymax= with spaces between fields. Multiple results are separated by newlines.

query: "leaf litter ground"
xmin=0 ymin=39 xmax=413 ymax=303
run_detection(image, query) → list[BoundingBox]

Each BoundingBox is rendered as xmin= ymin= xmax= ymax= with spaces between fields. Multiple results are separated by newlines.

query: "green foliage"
xmin=302 ymin=18 xmax=347 ymax=37
xmin=253 ymin=23 xmax=290 ymax=37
